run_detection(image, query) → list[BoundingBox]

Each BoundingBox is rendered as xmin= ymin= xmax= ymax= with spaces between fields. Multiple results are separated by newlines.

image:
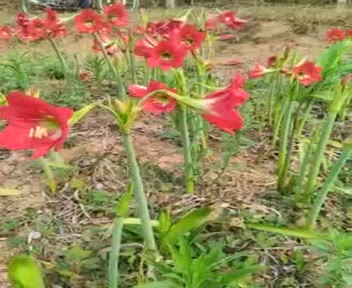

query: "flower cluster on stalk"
xmin=248 ymin=48 xmax=323 ymax=86
xmin=326 ymin=28 xmax=352 ymax=43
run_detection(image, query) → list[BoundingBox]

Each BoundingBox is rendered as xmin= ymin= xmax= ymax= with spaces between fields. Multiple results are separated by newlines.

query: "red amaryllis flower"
xmin=128 ymin=80 xmax=177 ymax=115
xmin=146 ymin=40 xmax=187 ymax=70
xmin=43 ymin=7 xmax=68 ymax=38
xmin=326 ymin=28 xmax=345 ymax=43
xmin=207 ymin=74 xmax=248 ymax=106
xmin=175 ymin=24 xmax=205 ymax=51
xmin=292 ymin=60 xmax=323 ymax=86
xmin=346 ymin=29 xmax=352 ymax=39
xmin=218 ymin=11 xmax=247 ymax=30
xmin=134 ymin=38 xmax=154 ymax=57
xmin=205 ymin=16 xmax=218 ymax=31
xmin=17 ymin=18 xmax=46 ymax=41
xmin=0 ymin=26 xmax=14 ymax=40
xmin=104 ymin=3 xmax=128 ymax=27
xmin=75 ymin=9 xmax=104 ymax=34
xmin=0 ymin=91 xmax=73 ymax=159
xmin=248 ymin=63 xmax=268 ymax=79
xmin=267 ymin=56 xmax=277 ymax=67
xmin=202 ymin=96 xmax=244 ymax=134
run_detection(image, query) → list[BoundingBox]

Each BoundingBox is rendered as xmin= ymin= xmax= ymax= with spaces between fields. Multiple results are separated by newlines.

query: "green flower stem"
xmin=294 ymin=130 xmax=318 ymax=200
xmin=122 ymin=134 xmax=157 ymax=251
xmin=296 ymin=98 xmax=314 ymax=137
xmin=108 ymin=219 xmax=124 ymax=288
xmin=48 ymin=38 xmax=68 ymax=74
xmin=180 ymin=107 xmax=195 ymax=194
xmin=20 ymin=0 xmax=28 ymax=13
xmin=272 ymin=96 xmax=288 ymax=148
xmin=128 ymin=47 xmax=137 ymax=84
xmin=306 ymin=147 xmax=352 ymax=230
xmin=278 ymin=100 xmax=295 ymax=192
xmin=176 ymin=69 xmax=195 ymax=194
xmin=94 ymin=33 xmax=126 ymax=99
xmin=38 ymin=157 xmax=56 ymax=194
xmin=303 ymin=110 xmax=338 ymax=200
xmin=279 ymin=102 xmax=303 ymax=192
xmin=195 ymin=64 xmax=208 ymax=151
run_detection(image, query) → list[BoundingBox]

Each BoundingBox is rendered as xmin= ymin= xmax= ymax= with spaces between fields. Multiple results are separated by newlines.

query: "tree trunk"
xmin=165 ymin=0 xmax=176 ymax=8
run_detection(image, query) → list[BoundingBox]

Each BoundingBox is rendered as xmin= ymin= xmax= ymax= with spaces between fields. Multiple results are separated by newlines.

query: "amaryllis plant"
xmin=0 ymin=6 xmax=249 ymax=287
xmin=247 ymin=33 xmax=352 ymax=231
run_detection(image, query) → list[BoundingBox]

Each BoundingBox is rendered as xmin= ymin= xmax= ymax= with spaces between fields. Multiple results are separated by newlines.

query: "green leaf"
xmin=8 ymin=255 xmax=45 ymax=288
xmin=0 ymin=188 xmax=21 ymax=196
xmin=68 ymin=103 xmax=97 ymax=126
xmin=246 ymin=223 xmax=330 ymax=240
xmin=116 ymin=184 xmax=133 ymax=217
xmin=135 ymin=280 xmax=177 ymax=288
xmin=161 ymin=206 xmax=212 ymax=250
xmin=158 ymin=208 xmax=171 ymax=242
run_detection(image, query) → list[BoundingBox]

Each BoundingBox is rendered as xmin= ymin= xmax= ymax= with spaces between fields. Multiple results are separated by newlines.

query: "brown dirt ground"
xmin=0 ymin=3 xmax=348 ymax=286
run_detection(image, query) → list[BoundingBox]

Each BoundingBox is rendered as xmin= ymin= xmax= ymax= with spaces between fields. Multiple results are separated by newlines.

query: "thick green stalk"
xmin=279 ymin=102 xmax=303 ymax=192
xmin=306 ymin=148 xmax=352 ymax=230
xmin=294 ymin=130 xmax=318 ymax=200
xmin=278 ymin=100 xmax=295 ymax=192
xmin=128 ymin=48 xmax=137 ymax=84
xmin=296 ymin=98 xmax=314 ymax=137
xmin=48 ymin=38 xmax=68 ymax=73
xmin=38 ymin=157 xmax=56 ymax=194
xmin=122 ymin=134 xmax=157 ymax=251
xmin=272 ymin=96 xmax=288 ymax=148
xmin=303 ymin=110 xmax=338 ymax=200
xmin=180 ymin=108 xmax=195 ymax=194
xmin=195 ymin=64 xmax=208 ymax=151
xmin=108 ymin=219 xmax=124 ymax=288
xmin=94 ymin=34 xmax=126 ymax=99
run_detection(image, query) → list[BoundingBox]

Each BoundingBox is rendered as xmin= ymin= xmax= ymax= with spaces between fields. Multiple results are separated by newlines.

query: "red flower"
xmin=326 ymin=28 xmax=345 ymax=43
xmin=16 ymin=9 xmax=67 ymax=41
xmin=346 ymin=29 xmax=352 ymax=39
xmin=75 ymin=9 xmax=104 ymax=34
xmin=292 ymin=60 xmax=323 ymax=86
xmin=207 ymin=74 xmax=248 ymax=106
xmin=176 ymin=24 xmax=205 ymax=51
xmin=128 ymin=80 xmax=177 ymax=115
xmin=202 ymin=96 xmax=244 ymax=134
xmin=0 ymin=26 xmax=14 ymax=40
xmin=267 ymin=56 xmax=277 ymax=67
xmin=104 ymin=3 xmax=128 ymax=27
xmin=17 ymin=17 xmax=46 ymax=41
xmin=183 ymin=74 xmax=248 ymax=134
xmin=134 ymin=39 xmax=154 ymax=57
xmin=146 ymin=40 xmax=187 ymax=70
xmin=218 ymin=11 xmax=247 ymax=30
xmin=248 ymin=63 xmax=267 ymax=79
xmin=43 ymin=7 xmax=68 ymax=38
xmin=205 ymin=16 xmax=218 ymax=31
xmin=0 ymin=91 xmax=73 ymax=159
xmin=157 ymin=20 xmax=185 ymax=37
